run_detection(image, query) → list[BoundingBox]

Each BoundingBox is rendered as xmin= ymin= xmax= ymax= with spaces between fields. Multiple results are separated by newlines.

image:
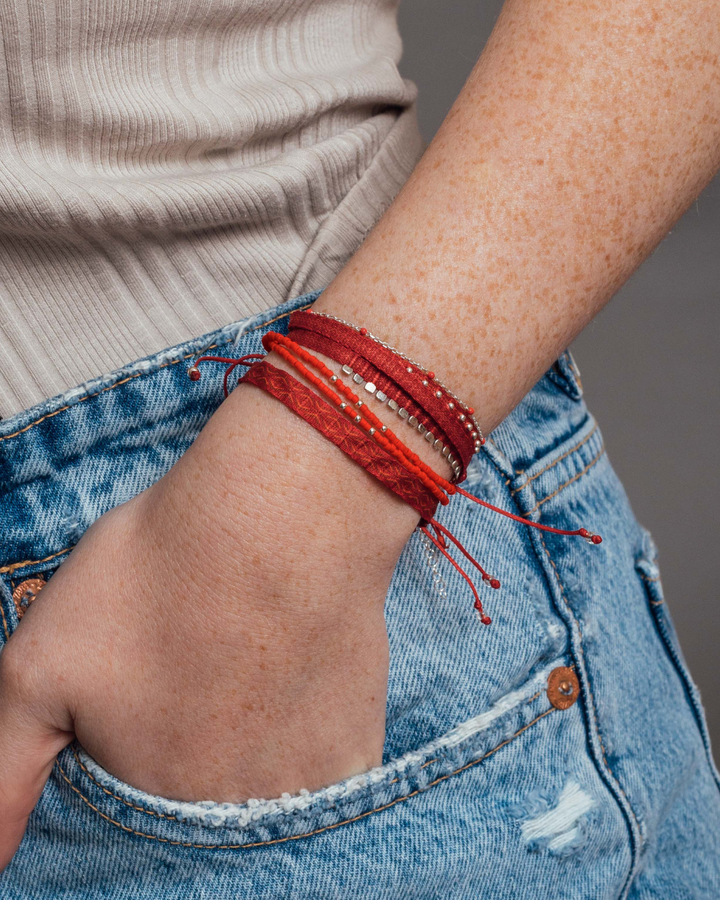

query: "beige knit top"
xmin=0 ymin=0 xmax=424 ymax=419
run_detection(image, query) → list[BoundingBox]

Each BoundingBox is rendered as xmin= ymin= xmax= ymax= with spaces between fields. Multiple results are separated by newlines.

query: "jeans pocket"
xmin=51 ymin=662 xmax=559 ymax=853
xmin=635 ymin=527 xmax=720 ymax=787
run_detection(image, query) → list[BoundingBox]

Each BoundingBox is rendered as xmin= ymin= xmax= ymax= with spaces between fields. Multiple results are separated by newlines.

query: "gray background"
xmin=398 ymin=0 xmax=719 ymax=752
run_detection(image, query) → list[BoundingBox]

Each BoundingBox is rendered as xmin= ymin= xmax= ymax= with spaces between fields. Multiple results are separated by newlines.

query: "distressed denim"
xmin=1 ymin=288 xmax=719 ymax=899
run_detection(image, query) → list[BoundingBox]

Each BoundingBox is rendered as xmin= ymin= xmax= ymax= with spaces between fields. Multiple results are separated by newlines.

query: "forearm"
xmin=314 ymin=0 xmax=720 ymax=433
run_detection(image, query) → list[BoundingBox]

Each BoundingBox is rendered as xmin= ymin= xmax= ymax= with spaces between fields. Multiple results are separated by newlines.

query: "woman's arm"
xmin=1 ymin=0 xmax=719 ymax=869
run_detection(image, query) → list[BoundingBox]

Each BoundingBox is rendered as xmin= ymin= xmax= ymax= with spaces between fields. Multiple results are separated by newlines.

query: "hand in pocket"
xmin=0 ymin=380 xmax=418 ymax=871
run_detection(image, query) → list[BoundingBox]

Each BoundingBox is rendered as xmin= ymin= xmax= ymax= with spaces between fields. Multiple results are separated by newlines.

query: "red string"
xmin=189 ymin=354 xmax=264 ymax=397
xmin=421 ymin=525 xmax=492 ymax=626
xmin=455 ymin=486 xmax=602 ymax=543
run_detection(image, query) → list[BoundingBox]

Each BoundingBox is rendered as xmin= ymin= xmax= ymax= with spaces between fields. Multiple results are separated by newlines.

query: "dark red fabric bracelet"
xmin=289 ymin=310 xmax=477 ymax=479
xmin=239 ymin=359 xmax=440 ymax=521
xmin=286 ymin=326 xmax=460 ymax=469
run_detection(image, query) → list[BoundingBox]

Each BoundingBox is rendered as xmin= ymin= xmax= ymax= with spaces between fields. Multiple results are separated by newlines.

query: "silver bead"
xmin=356 ymin=400 xmax=363 ymax=407
xmin=442 ymin=446 xmax=450 ymax=457
xmin=352 ymin=373 xmax=364 ymax=385
xmin=406 ymin=366 xmax=413 ymax=373
xmin=466 ymin=422 xmax=473 ymax=431
xmin=330 ymin=374 xmax=338 ymax=383
xmin=471 ymin=431 xmax=477 ymax=438
xmin=418 ymin=423 xmax=427 ymax=435
xmin=388 ymin=399 xmax=399 ymax=411
xmin=459 ymin=414 xmax=466 ymax=422
xmin=354 ymin=414 xmax=362 ymax=423
xmin=398 ymin=407 xmax=409 ymax=419
xmin=448 ymin=454 xmax=456 ymax=465
xmin=364 ymin=381 xmax=377 ymax=394
xmin=448 ymin=402 xmax=455 ymax=409
xmin=422 ymin=380 xmax=429 ymax=387
xmin=369 ymin=427 xmax=376 ymax=436
xmin=408 ymin=415 xmax=418 ymax=427
xmin=381 ymin=425 xmax=388 ymax=433
xmin=339 ymin=402 xmax=347 ymax=409
xmin=376 ymin=391 xmax=387 ymax=403
xmin=435 ymin=391 xmax=442 ymax=398
xmin=433 ymin=438 xmax=443 ymax=450
xmin=425 ymin=431 xmax=435 ymax=443
xmin=342 ymin=365 xmax=353 ymax=375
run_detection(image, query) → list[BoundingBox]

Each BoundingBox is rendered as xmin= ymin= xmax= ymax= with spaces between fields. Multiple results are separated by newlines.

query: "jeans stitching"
xmin=0 ymin=594 xmax=9 ymax=640
xmin=523 ymin=444 xmax=605 ymax=515
xmin=53 ymin=708 xmax=556 ymax=850
xmin=537 ymin=533 xmax=641 ymax=897
xmin=510 ymin=423 xmax=598 ymax=492
xmin=1 ymin=548 xmax=72 ymax=577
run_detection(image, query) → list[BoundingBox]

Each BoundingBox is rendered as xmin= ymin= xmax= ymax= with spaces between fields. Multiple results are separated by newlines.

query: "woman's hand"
xmin=0 ymin=376 xmax=420 ymax=871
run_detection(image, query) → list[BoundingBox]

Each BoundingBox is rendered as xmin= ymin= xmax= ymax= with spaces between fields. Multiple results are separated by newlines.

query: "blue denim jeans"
xmin=1 ymin=289 xmax=719 ymax=899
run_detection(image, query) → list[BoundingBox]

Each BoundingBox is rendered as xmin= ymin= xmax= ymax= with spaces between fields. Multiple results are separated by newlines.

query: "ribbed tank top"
xmin=0 ymin=0 xmax=424 ymax=418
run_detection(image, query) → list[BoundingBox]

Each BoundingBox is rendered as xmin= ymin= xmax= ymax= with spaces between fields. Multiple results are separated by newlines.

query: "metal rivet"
xmin=425 ymin=431 xmax=434 ymax=443
xmin=442 ymin=446 xmax=450 ymax=457
xmin=433 ymin=439 xmax=443 ymax=450
xmin=418 ymin=423 xmax=426 ymax=435
xmin=12 ymin=576 xmax=46 ymax=619
xmin=547 ymin=667 xmax=580 ymax=710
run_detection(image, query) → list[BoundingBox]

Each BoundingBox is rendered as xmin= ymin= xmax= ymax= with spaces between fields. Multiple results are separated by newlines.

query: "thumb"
xmin=0 ymin=644 xmax=73 ymax=872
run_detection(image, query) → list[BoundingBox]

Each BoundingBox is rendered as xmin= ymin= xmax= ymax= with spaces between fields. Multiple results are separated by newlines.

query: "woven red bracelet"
xmin=239 ymin=359 xmax=440 ymax=521
xmin=284 ymin=327 xmax=460 ymax=477
xmin=289 ymin=309 xmax=479 ymax=478
xmin=262 ymin=335 xmax=450 ymax=507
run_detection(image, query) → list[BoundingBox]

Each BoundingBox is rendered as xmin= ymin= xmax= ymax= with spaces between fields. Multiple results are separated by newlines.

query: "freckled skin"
xmin=318 ymin=0 xmax=720 ymax=433
xmin=1 ymin=0 xmax=720 ymax=871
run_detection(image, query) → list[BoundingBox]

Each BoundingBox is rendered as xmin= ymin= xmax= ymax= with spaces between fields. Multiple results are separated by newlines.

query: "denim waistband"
xmin=0 ymin=288 xmax=601 ymax=575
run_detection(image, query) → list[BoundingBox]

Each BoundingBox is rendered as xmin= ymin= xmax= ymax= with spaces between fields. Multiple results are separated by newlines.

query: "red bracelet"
xmin=289 ymin=310 xmax=481 ymax=477
xmin=285 ymin=327 xmax=461 ymax=477
xmin=239 ymin=359 xmax=441 ymax=521
xmin=262 ymin=333 xmax=451 ymax=507
xmin=188 ymin=339 xmax=604 ymax=627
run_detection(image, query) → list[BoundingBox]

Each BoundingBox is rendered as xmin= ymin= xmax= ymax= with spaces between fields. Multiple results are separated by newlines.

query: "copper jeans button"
xmin=11 ymin=576 xmax=46 ymax=619
xmin=547 ymin=666 xmax=580 ymax=710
